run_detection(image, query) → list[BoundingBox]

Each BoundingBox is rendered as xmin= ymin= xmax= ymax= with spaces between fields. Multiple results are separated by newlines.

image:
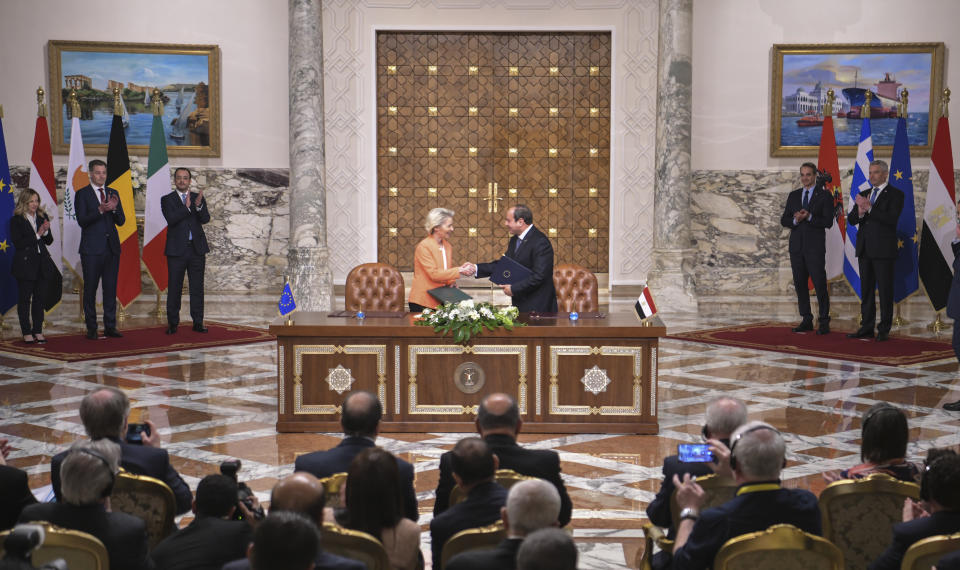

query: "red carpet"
xmin=0 ymin=321 xmax=274 ymax=362
xmin=667 ymin=321 xmax=955 ymax=366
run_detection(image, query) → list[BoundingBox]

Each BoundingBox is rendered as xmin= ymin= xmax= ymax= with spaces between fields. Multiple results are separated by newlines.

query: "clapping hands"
xmin=99 ymin=194 xmax=120 ymax=213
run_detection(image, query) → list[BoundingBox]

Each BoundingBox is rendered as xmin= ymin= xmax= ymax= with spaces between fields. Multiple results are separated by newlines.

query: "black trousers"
xmin=789 ymin=249 xmax=830 ymax=322
xmin=16 ymin=277 xmax=45 ymax=335
xmin=81 ymin=251 xmax=119 ymax=332
xmin=858 ymin=255 xmax=895 ymax=334
xmin=166 ymin=247 xmax=205 ymax=326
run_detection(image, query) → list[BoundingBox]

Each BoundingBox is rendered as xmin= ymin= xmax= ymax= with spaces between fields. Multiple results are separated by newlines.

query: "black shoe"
xmin=104 ymin=328 xmax=123 ymax=338
xmin=876 ymin=331 xmax=890 ymax=342
xmin=792 ymin=321 xmax=814 ymax=333
xmin=847 ymin=328 xmax=874 ymax=339
xmin=165 ymin=325 xmax=178 ymax=335
xmin=23 ymin=335 xmax=35 ymax=344
xmin=86 ymin=330 xmax=98 ymax=340
xmin=35 ymin=335 xmax=47 ymax=344
xmin=192 ymin=323 xmax=208 ymax=333
xmin=944 ymin=400 xmax=960 ymax=411
xmin=816 ymin=323 xmax=830 ymax=335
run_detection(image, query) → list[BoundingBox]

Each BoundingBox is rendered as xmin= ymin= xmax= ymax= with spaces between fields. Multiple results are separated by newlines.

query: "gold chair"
xmin=818 ymin=473 xmax=920 ymax=570
xmin=449 ymin=468 xmax=536 ymax=506
xmin=109 ymin=471 xmax=177 ymax=550
xmin=318 ymin=472 xmax=349 ymax=509
xmin=0 ymin=523 xmax=109 ymax=570
xmin=553 ymin=263 xmax=599 ymax=312
xmin=900 ymin=531 xmax=960 ymax=570
xmin=344 ymin=262 xmax=405 ymax=312
xmin=636 ymin=473 xmax=738 ymax=570
xmin=440 ymin=520 xmax=506 ymax=570
xmin=714 ymin=523 xmax=844 ymax=570
xmin=320 ymin=522 xmax=392 ymax=570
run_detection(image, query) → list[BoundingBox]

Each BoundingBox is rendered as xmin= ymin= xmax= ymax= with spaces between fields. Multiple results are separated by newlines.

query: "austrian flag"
xmin=635 ymin=286 xmax=658 ymax=320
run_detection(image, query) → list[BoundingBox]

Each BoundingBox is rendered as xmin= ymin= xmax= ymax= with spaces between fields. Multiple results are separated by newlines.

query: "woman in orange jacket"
xmin=408 ymin=208 xmax=472 ymax=312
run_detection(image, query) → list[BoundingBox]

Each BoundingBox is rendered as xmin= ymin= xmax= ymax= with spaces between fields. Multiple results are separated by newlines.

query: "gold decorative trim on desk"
xmin=549 ymin=345 xmax=643 ymax=416
xmin=293 ymin=344 xmax=387 ymax=415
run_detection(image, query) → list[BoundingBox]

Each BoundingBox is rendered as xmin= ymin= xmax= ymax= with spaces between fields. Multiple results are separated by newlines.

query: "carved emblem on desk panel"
xmin=581 ymin=365 xmax=611 ymax=395
xmin=548 ymin=345 xmax=643 ymax=416
xmin=454 ymin=362 xmax=486 ymax=394
xmin=326 ymin=365 xmax=355 ymax=394
xmin=293 ymin=344 xmax=387 ymax=415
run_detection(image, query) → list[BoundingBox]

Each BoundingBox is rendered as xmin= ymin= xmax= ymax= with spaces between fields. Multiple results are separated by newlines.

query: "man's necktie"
xmin=514 ymin=238 xmax=523 ymax=253
xmin=802 ymin=190 xmax=809 ymax=211
xmin=182 ymin=193 xmax=193 ymax=240
xmin=870 ymin=187 xmax=879 ymax=205
xmin=98 ymin=187 xmax=106 ymax=204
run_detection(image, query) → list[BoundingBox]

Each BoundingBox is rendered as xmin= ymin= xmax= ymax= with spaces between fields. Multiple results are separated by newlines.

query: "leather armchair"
xmin=553 ymin=263 xmax=599 ymax=312
xmin=344 ymin=263 xmax=405 ymax=312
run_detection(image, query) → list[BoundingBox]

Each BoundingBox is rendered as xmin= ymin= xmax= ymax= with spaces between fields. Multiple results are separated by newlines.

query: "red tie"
xmin=99 ymin=188 xmax=106 ymax=203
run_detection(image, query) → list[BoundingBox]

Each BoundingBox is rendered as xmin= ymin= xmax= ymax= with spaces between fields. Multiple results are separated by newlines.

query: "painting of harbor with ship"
xmin=777 ymin=50 xmax=935 ymax=150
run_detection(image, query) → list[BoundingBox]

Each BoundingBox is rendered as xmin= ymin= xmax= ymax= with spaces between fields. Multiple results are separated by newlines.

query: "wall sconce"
xmin=549 ymin=107 xmax=558 ymax=115
xmin=590 ymin=107 xmax=599 ymax=115
xmin=588 ymin=228 xmax=597 ymax=237
xmin=548 ymin=188 xmax=558 ymax=195
xmin=590 ymin=66 xmax=599 ymax=75
xmin=428 ymin=147 xmax=437 ymax=154
xmin=468 ymin=106 xmax=478 ymax=115
xmin=548 ymin=148 xmax=557 ymax=156
xmin=387 ymin=65 xmax=397 ymax=74
xmin=549 ymin=66 xmax=559 ymax=75
xmin=508 ymin=148 xmax=518 ymax=155
xmin=469 ymin=187 xmax=478 ymax=194
xmin=509 ymin=108 xmax=518 ymax=115
xmin=387 ymin=106 xmax=397 ymax=115
xmin=589 ymin=148 xmax=598 ymax=155
xmin=389 ymin=187 xmax=398 ymax=195
xmin=427 ymin=65 xmax=437 ymax=74
xmin=427 ymin=106 xmax=438 ymax=116
xmin=508 ymin=188 xmax=517 ymax=195
xmin=548 ymin=228 xmax=558 ymax=236
xmin=468 ymin=147 xmax=477 ymax=155
xmin=428 ymin=187 xmax=437 ymax=194
xmin=388 ymin=147 xmax=397 ymax=154
xmin=589 ymin=187 xmax=598 ymax=195
xmin=509 ymin=66 xmax=519 ymax=76
xmin=468 ymin=66 xmax=479 ymax=75
xmin=389 ymin=227 xmax=397 ymax=236
xmin=468 ymin=227 xmax=477 ymax=236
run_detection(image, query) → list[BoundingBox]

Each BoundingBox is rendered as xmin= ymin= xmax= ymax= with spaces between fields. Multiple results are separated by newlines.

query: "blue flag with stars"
xmin=278 ymin=282 xmax=296 ymax=316
xmin=891 ymin=115 xmax=919 ymax=303
xmin=0 ymin=115 xmax=18 ymax=315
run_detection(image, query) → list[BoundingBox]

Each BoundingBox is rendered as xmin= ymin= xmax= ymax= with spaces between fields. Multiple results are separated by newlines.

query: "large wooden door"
xmin=377 ymin=32 xmax=610 ymax=271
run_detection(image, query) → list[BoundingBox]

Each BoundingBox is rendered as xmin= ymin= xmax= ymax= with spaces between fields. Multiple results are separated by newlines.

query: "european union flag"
xmin=0 ymin=115 xmax=18 ymax=315
xmin=278 ymin=282 xmax=296 ymax=316
xmin=891 ymin=115 xmax=919 ymax=303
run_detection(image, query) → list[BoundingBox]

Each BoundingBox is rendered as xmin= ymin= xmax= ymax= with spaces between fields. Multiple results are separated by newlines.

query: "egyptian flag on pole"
xmin=29 ymin=112 xmax=61 ymax=279
xmin=843 ymin=116 xmax=874 ymax=299
xmin=818 ymin=113 xmax=845 ymax=281
xmin=919 ymin=115 xmax=956 ymax=311
xmin=634 ymin=285 xmax=658 ymax=320
xmin=106 ymin=113 xmax=142 ymax=308
xmin=142 ymin=111 xmax=169 ymax=291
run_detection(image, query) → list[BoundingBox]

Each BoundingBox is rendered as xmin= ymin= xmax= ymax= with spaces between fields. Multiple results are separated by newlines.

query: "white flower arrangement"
xmin=416 ymin=300 xmax=522 ymax=344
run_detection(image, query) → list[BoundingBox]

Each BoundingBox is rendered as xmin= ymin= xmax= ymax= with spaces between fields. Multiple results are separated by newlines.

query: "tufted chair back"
xmin=553 ymin=263 xmax=599 ymax=312
xmin=344 ymin=263 xmax=405 ymax=312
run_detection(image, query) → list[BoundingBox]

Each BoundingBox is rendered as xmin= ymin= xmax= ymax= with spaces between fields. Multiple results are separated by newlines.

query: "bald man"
xmin=433 ymin=393 xmax=572 ymax=525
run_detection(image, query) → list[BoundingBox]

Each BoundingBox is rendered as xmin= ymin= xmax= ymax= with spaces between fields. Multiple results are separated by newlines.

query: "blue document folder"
xmin=489 ymin=255 xmax=532 ymax=285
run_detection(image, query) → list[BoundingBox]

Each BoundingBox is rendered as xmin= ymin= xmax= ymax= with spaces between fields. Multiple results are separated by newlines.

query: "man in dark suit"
xmin=430 ymin=437 xmax=508 ymax=566
xmin=445 ymin=478 xmax=561 ymax=570
xmin=434 ymin=393 xmax=572 ymax=526
xmin=20 ymin=440 xmax=150 ymax=570
xmin=847 ymin=159 xmax=905 ymax=342
xmin=149 ymin=474 xmax=252 ymax=570
xmin=781 ymin=162 xmax=835 ymax=334
xmin=0 ymin=438 xmax=37 ymax=531
xmin=943 ymin=216 xmax=960 ymax=411
xmin=162 ymin=167 xmax=211 ymax=334
xmin=50 ymin=387 xmax=192 ymax=514
xmin=869 ymin=452 xmax=960 ymax=570
xmin=293 ymin=390 xmax=418 ymax=521
xmin=670 ymin=422 xmax=822 ymax=570
xmin=242 ymin=511 xmax=323 ymax=570
xmin=75 ymin=159 xmax=125 ymax=340
xmin=469 ymin=204 xmax=558 ymax=312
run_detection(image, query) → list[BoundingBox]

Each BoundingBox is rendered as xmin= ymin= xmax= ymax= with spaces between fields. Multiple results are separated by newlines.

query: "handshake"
xmin=458 ymin=262 xmax=476 ymax=277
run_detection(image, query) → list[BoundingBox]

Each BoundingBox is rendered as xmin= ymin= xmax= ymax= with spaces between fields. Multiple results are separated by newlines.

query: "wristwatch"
xmin=679 ymin=507 xmax=699 ymax=522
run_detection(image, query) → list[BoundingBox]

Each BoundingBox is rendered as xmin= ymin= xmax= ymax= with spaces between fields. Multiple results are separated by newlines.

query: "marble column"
xmin=647 ymin=0 xmax=698 ymax=312
xmin=287 ymin=0 xmax=333 ymax=311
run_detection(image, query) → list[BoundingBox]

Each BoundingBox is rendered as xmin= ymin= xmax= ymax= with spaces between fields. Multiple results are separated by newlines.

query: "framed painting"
xmin=48 ymin=40 xmax=221 ymax=157
xmin=770 ymin=42 xmax=944 ymax=157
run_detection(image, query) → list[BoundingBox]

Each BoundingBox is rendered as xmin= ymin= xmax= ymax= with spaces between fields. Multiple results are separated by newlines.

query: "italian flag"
xmin=143 ymin=113 xmax=169 ymax=291
xmin=107 ymin=114 xmax=141 ymax=308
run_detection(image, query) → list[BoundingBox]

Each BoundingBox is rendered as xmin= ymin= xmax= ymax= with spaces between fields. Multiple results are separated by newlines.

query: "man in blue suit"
xmin=75 ymin=159 xmax=125 ymax=340
xmin=944 ymin=215 xmax=960 ymax=411
xmin=162 ymin=167 xmax=211 ymax=334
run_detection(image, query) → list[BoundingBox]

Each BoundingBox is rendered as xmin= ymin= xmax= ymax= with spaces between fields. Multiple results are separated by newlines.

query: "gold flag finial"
xmin=151 ymin=88 xmax=164 ymax=116
xmin=863 ymin=91 xmax=872 ymax=120
xmin=69 ymin=89 xmax=80 ymax=117
xmin=943 ymin=88 xmax=951 ymax=118
xmin=825 ymin=89 xmax=835 ymax=117
xmin=36 ymin=86 xmax=46 ymax=118
xmin=113 ymin=87 xmax=123 ymax=116
xmin=0 ymin=104 xmax=4 ymax=119
xmin=899 ymin=88 xmax=909 ymax=118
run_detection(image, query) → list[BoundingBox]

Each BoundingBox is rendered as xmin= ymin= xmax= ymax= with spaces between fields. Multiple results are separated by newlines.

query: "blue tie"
xmin=802 ymin=190 xmax=809 ymax=211
xmin=870 ymin=187 xmax=879 ymax=205
xmin=182 ymin=193 xmax=192 ymax=240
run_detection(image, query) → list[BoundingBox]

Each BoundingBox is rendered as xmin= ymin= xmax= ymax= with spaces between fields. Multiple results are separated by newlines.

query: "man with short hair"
xmin=162 ymin=167 xmax=211 ymax=334
xmin=430 ymin=437 xmax=508 ymax=566
xmin=246 ymin=511 xmax=320 ymax=570
xmin=20 ymin=440 xmax=149 ymax=570
xmin=847 ymin=159 xmax=905 ymax=342
xmin=446 ymin=478 xmax=561 ymax=570
xmin=75 ymin=158 xmax=125 ymax=340
xmin=50 ymin=386 xmax=192 ymax=514
xmin=434 ymin=393 xmax=572 ymax=525
xmin=670 ymin=421 xmax=821 ymax=569
xmin=149 ymin=474 xmax=252 ymax=570
xmin=515 ymin=528 xmax=578 ymax=570
xmin=294 ymin=390 xmax=418 ymax=521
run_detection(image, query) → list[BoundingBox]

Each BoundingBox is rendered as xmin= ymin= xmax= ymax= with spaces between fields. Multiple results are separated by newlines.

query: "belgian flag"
xmin=107 ymin=112 xmax=142 ymax=308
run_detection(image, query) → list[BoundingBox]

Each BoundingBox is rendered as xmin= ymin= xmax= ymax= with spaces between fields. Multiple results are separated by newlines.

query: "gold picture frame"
xmin=48 ymin=40 xmax=221 ymax=157
xmin=770 ymin=42 xmax=944 ymax=157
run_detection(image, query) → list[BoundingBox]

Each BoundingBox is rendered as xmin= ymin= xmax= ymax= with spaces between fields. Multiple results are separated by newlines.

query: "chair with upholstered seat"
xmin=818 ymin=473 xmax=920 ymax=570
xmin=901 ymin=531 xmax=960 ymax=570
xmin=553 ymin=263 xmax=599 ymax=312
xmin=449 ymin=468 xmax=536 ymax=506
xmin=713 ymin=523 xmax=844 ymax=570
xmin=318 ymin=471 xmax=349 ymax=509
xmin=0 ymin=523 xmax=109 ymax=570
xmin=345 ymin=263 xmax=405 ymax=312
xmin=110 ymin=470 xmax=177 ymax=550
xmin=320 ymin=522 xmax=392 ymax=570
xmin=440 ymin=520 xmax=506 ymax=570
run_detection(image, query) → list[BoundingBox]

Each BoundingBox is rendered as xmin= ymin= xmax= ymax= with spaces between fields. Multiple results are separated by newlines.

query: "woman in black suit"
xmin=10 ymin=188 xmax=53 ymax=344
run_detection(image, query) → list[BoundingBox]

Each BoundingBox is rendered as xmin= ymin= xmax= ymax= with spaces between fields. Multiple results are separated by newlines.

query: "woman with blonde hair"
xmin=10 ymin=188 xmax=54 ymax=343
xmin=408 ymin=207 xmax=472 ymax=312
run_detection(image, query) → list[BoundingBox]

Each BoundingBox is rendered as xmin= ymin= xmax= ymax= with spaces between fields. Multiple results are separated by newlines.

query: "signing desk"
xmin=270 ymin=312 xmax=664 ymax=434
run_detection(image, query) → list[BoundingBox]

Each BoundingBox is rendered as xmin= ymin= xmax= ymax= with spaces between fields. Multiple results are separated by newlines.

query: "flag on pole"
xmin=279 ymin=282 xmax=297 ymax=316
xmin=0 ymin=111 xmax=18 ymax=315
xmin=890 ymin=114 xmax=919 ymax=303
xmin=107 ymin=112 xmax=142 ymax=308
xmin=634 ymin=285 xmax=658 ymax=319
xmin=143 ymin=107 xmax=169 ymax=291
xmin=919 ymin=115 xmax=956 ymax=311
xmin=30 ymin=112 xmax=61 ymax=278
xmin=63 ymin=102 xmax=88 ymax=279
xmin=818 ymin=113 xmax=845 ymax=281
xmin=843 ymin=116 xmax=874 ymax=299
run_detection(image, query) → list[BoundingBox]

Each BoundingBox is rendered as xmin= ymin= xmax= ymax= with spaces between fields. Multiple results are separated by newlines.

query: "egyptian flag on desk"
xmin=635 ymin=284 xmax=658 ymax=320
xmin=107 ymin=105 xmax=142 ymax=308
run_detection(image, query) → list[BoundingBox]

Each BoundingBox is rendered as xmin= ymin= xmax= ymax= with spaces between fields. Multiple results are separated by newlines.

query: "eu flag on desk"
xmin=278 ymin=282 xmax=297 ymax=316
xmin=0 ymin=112 xmax=18 ymax=316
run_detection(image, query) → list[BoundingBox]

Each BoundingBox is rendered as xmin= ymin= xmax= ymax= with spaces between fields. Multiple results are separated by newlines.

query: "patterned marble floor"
xmin=2 ymin=292 xmax=960 ymax=569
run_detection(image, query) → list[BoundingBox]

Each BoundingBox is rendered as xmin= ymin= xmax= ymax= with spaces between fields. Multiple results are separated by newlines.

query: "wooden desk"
xmin=269 ymin=312 xmax=664 ymax=434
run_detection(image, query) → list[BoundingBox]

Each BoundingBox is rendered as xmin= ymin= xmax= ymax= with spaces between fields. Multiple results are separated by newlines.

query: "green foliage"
xmin=415 ymin=300 xmax=522 ymax=344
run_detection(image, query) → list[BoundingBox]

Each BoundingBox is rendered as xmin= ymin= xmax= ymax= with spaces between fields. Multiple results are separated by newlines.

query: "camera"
xmin=219 ymin=459 xmax=265 ymax=521
xmin=816 ymin=168 xmax=833 ymax=186
xmin=1 ymin=525 xmax=67 ymax=570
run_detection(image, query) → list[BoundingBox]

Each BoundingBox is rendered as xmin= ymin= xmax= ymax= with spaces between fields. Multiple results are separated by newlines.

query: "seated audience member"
xmin=446 ymin=478 xmax=561 ymax=570
xmin=434 ymin=392 xmax=572 ymax=525
xmin=339 ymin=447 xmax=420 ymax=570
xmin=19 ymin=439 xmax=150 ymax=570
xmin=246 ymin=511 xmax=320 ymax=570
xmin=430 ymin=437 xmax=509 ymax=566
xmin=295 ymin=390 xmax=418 ymax=521
xmin=869 ymin=450 xmax=960 ymax=570
xmin=50 ymin=386 xmax=192 ymax=514
xmin=670 ymin=421 xmax=821 ymax=570
xmin=938 ymin=550 xmax=960 ymax=570
xmin=0 ymin=438 xmax=37 ymax=531
xmin=149 ymin=474 xmax=252 ymax=570
xmin=515 ymin=528 xmax=578 ymax=570
xmin=827 ymin=402 xmax=919 ymax=483
xmin=223 ymin=471 xmax=365 ymax=570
